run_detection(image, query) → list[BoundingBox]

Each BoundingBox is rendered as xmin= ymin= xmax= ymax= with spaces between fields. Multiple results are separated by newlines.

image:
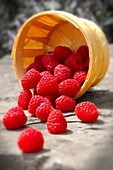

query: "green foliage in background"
xmin=0 ymin=0 xmax=113 ymax=57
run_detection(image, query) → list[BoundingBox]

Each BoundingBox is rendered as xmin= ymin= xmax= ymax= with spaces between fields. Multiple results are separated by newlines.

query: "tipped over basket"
xmin=11 ymin=11 xmax=110 ymax=99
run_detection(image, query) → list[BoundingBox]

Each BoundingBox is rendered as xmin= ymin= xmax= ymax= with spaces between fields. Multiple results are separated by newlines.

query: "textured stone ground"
xmin=0 ymin=45 xmax=113 ymax=170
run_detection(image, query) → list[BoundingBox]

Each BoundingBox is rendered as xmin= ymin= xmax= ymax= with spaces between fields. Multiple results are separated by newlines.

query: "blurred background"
xmin=0 ymin=0 xmax=113 ymax=57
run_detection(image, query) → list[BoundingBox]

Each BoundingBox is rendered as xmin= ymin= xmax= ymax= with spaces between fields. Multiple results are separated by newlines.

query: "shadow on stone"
xmin=77 ymin=89 xmax=113 ymax=109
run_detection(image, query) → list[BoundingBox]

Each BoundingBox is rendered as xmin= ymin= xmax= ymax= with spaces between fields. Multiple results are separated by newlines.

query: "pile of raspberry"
xmin=2 ymin=45 xmax=99 ymax=153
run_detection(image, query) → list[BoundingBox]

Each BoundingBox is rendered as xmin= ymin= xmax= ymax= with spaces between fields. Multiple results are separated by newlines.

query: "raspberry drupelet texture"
xmin=59 ymin=79 xmax=80 ymax=98
xmin=46 ymin=109 xmax=67 ymax=134
xmin=17 ymin=128 xmax=44 ymax=153
xmin=43 ymin=54 xmax=59 ymax=72
xmin=75 ymin=101 xmax=99 ymax=123
xmin=54 ymin=46 xmax=72 ymax=63
xmin=55 ymin=95 xmax=76 ymax=112
xmin=2 ymin=106 xmax=27 ymax=130
xmin=17 ymin=89 xmax=32 ymax=110
xmin=36 ymin=101 xmax=53 ymax=122
xmin=73 ymin=71 xmax=87 ymax=86
xmin=28 ymin=95 xmax=48 ymax=115
xmin=54 ymin=64 xmax=72 ymax=83
xmin=21 ymin=68 xmax=41 ymax=89
xmin=37 ymin=74 xmax=59 ymax=96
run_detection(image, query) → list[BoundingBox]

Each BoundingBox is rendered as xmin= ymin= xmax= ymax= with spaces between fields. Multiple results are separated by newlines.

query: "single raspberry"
xmin=43 ymin=54 xmax=59 ymax=72
xmin=36 ymin=101 xmax=53 ymax=122
xmin=75 ymin=101 xmax=98 ymax=123
xmin=17 ymin=89 xmax=32 ymax=110
xmin=77 ymin=45 xmax=89 ymax=59
xmin=59 ymin=79 xmax=80 ymax=98
xmin=55 ymin=95 xmax=76 ymax=112
xmin=54 ymin=46 xmax=72 ymax=63
xmin=46 ymin=109 xmax=67 ymax=134
xmin=2 ymin=106 xmax=27 ymax=130
xmin=37 ymin=74 xmax=59 ymax=96
xmin=34 ymin=54 xmax=44 ymax=64
xmin=73 ymin=71 xmax=87 ymax=86
xmin=54 ymin=64 xmax=72 ymax=83
xmin=65 ymin=53 xmax=83 ymax=72
xmin=21 ymin=68 xmax=41 ymax=89
xmin=28 ymin=95 xmax=48 ymax=115
xmin=17 ymin=128 xmax=44 ymax=153
xmin=77 ymin=45 xmax=89 ymax=71
xmin=26 ymin=62 xmax=44 ymax=73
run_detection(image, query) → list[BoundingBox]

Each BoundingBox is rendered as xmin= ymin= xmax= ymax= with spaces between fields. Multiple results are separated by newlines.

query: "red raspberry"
xmin=54 ymin=64 xmax=72 ymax=83
xmin=65 ymin=53 xmax=83 ymax=72
xmin=54 ymin=46 xmax=72 ymax=63
xmin=43 ymin=54 xmax=59 ymax=72
xmin=26 ymin=62 xmax=44 ymax=73
xmin=17 ymin=128 xmax=44 ymax=153
xmin=40 ymin=71 xmax=51 ymax=77
xmin=37 ymin=74 xmax=59 ymax=96
xmin=36 ymin=101 xmax=53 ymax=122
xmin=28 ymin=95 xmax=48 ymax=115
xmin=21 ymin=68 xmax=41 ymax=89
xmin=75 ymin=101 xmax=98 ymax=123
xmin=34 ymin=54 xmax=44 ymax=64
xmin=17 ymin=89 xmax=32 ymax=110
xmin=46 ymin=109 xmax=67 ymax=134
xmin=77 ymin=45 xmax=89 ymax=71
xmin=55 ymin=95 xmax=76 ymax=112
xmin=73 ymin=71 xmax=87 ymax=86
xmin=2 ymin=106 xmax=27 ymax=130
xmin=59 ymin=79 xmax=80 ymax=98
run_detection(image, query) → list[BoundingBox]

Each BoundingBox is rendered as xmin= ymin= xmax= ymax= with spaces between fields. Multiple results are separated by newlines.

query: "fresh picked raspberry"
xmin=2 ymin=106 xmax=27 ymax=130
xmin=65 ymin=53 xmax=83 ymax=72
xmin=21 ymin=68 xmax=41 ymax=89
xmin=54 ymin=64 xmax=72 ymax=83
xmin=75 ymin=101 xmax=98 ymax=123
xmin=55 ymin=95 xmax=76 ymax=112
xmin=17 ymin=89 xmax=32 ymax=110
xmin=37 ymin=74 xmax=59 ymax=96
xmin=59 ymin=79 xmax=80 ymax=98
xmin=73 ymin=71 xmax=87 ymax=86
xmin=34 ymin=54 xmax=45 ymax=64
xmin=54 ymin=46 xmax=72 ymax=63
xmin=43 ymin=54 xmax=59 ymax=72
xmin=36 ymin=101 xmax=53 ymax=122
xmin=77 ymin=45 xmax=89 ymax=71
xmin=17 ymin=128 xmax=44 ymax=153
xmin=28 ymin=95 xmax=48 ymax=115
xmin=46 ymin=109 xmax=67 ymax=134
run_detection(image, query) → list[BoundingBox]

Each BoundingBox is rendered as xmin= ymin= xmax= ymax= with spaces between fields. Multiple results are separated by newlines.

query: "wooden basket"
xmin=11 ymin=11 xmax=110 ymax=99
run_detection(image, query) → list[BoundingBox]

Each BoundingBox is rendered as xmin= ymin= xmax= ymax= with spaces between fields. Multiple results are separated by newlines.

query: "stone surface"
xmin=0 ymin=45 xmax=113 ymax=170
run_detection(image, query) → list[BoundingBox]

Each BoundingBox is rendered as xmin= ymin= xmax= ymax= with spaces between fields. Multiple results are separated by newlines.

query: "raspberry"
xmin=40 ymin=71 xmax=51 ymax=77
xmin=28 ymin=95 xmax=48 ymax=115
xmin=17 ymin=128 xmax=44 ymax=153
xmin=37 ymin=74 xmax=59 ymax=96
xmin=65 ymin=53 xmax=83 ymax=72
xmin=55 ymin=95 xmax=76 ymax=112
xmin=54 ymin=46 xmax=72 ymax=63
xmin=21 ymin=68 xmax=41 ymax=89
xmin=43 ymin=54 xmax=59 ymax=72
xmin=59 ymin=79 xmax=80 ymax=98
xmin=17 ymin=89 xmax=32 ymax=110
xmin=75 ymin=101 xmax=98 ymax=123
xmin=26 ymin=62 xmax=44 ymax=73
xmin=2 ymin=106 xmax=27 ymax=130
xmin=54 ymin=64 xmax=72 ymax=83
xmin=34 ymin=54 xmax=44 ymax=64
xmin=46 ymin=109 xmax=67 ymax=134
xmin=77 ymin=45 xmax=89 ymax=71
xmin=36 ymin=101 xmax=53 ymax=122
xmin=73 ymin=71 xmax=87 ymax=86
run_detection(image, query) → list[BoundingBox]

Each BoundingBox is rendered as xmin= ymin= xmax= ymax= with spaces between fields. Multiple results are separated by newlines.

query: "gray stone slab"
xmin=0 ymin=45 xmax=113 ymax=170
